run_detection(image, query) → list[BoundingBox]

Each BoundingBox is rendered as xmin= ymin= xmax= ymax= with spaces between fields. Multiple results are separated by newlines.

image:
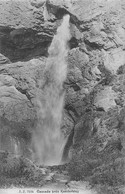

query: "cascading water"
xmin=32 ymin=15 xmax=71 ymax=166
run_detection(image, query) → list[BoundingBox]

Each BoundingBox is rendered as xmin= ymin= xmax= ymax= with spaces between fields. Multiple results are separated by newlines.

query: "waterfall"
xmin=32 ymin=15 xmax=71 ymax=166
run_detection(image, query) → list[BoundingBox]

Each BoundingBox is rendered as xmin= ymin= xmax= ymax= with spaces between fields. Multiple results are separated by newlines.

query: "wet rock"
xmin=0 ymin=58 xmax=47 ymax=158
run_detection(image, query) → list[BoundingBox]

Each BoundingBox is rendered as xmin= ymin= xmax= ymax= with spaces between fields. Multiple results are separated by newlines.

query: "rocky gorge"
xmin=0 ymin=0 xmax=125 ymax=193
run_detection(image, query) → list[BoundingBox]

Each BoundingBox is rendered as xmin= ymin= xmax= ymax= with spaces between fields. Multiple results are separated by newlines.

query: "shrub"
xmin=0 ymin=151 xmax=45 ymax=188
xmin=67 ymin=137 xmax=125 ymax=187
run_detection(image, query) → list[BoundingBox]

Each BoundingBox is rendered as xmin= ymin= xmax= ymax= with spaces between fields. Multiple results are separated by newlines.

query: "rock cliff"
xmin=0 ymin=0 xmax=125 ymax=193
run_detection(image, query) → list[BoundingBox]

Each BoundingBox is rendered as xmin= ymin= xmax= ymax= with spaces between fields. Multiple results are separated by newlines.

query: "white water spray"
xmin=32 ymin=15 xmax=71 ymax=166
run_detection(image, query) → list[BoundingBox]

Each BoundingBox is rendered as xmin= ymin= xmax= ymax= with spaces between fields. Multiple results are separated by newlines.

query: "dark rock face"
xmin=0 ymin=0 xmax=125 ymax=191
xmin=0 ymin=0 xmax=55 ymax=62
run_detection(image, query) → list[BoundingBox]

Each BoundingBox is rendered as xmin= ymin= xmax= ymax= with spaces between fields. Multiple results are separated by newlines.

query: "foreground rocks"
xmin=0 ymin=151 xmax=93 ymax=192
xmin=0 ymin=0 xmax=125 ymax=193
xmin=0 ymin=151 xmax=47 ymax=188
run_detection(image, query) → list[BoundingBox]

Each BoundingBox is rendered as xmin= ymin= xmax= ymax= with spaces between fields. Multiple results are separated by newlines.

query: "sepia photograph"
xmin=0 ymin=0 xmax=125 ymax=193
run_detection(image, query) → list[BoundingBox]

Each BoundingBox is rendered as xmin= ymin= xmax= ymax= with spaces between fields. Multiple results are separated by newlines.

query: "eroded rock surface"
xmin=0 ymin=0 xmax=125 ymax=192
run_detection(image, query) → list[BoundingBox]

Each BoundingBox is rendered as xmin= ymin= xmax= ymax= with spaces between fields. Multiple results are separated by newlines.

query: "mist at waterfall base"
xmin=32 ymin=15 xmax=71 ymax=166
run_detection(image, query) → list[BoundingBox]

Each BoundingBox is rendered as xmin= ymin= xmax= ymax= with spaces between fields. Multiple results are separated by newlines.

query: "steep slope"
xmin=0 ymin=0 xmax=125 ymax=193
